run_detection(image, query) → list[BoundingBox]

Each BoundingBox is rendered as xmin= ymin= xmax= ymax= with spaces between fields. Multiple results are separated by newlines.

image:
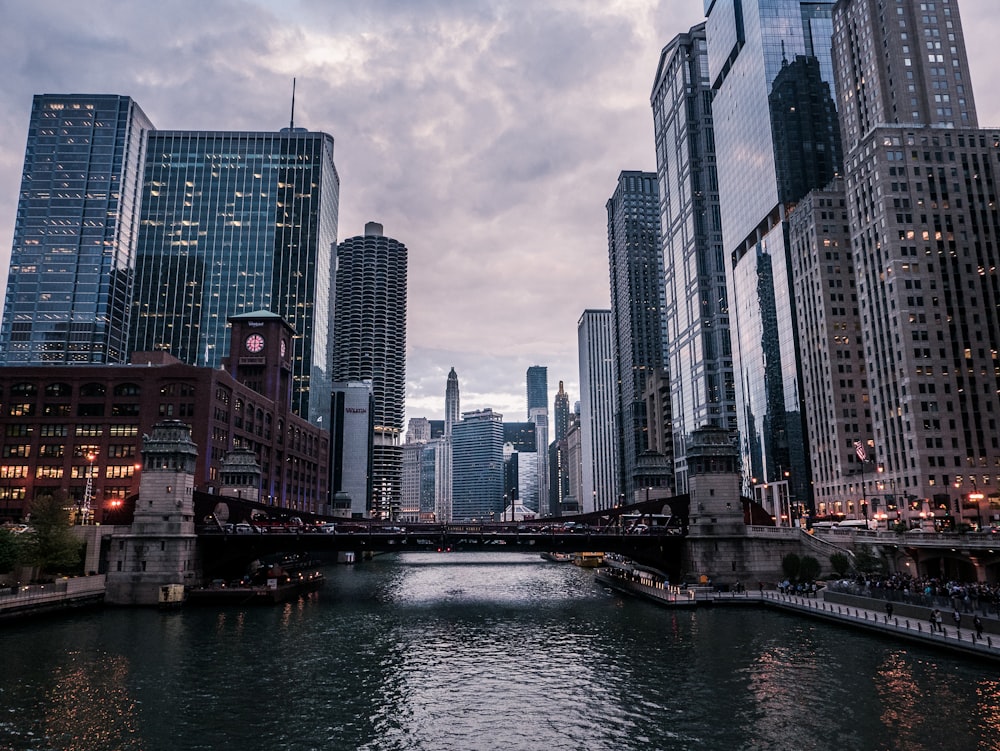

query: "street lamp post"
xmin=81 ymin=451 xmax=97 ymax=525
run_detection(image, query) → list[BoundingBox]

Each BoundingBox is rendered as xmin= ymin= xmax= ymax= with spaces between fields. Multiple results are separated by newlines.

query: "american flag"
xmin=854 ymin=440 xmax=868 ymax=462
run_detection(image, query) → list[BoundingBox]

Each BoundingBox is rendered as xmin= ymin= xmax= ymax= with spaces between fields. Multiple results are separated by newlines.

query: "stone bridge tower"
xmin=105 ymin=420 xmax=199 ymax=605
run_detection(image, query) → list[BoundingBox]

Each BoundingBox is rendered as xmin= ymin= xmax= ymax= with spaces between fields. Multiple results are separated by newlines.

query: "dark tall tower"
xmin=526 ymin=366 xmax=547 ymax=418
xmin=445 ymin=367 xmax=460 ymax=436
xmin=128 ymin=128 xmax=339 ymax=423
xmin=553 ymin=381 xmax=570 ymax=443
xmin=0 ymin=94 xmax=153 ymax=364
xmin=332 ymin=222 xmax=408 ymax=519
xmin=607 ymin=171 xmax=666 ymax=501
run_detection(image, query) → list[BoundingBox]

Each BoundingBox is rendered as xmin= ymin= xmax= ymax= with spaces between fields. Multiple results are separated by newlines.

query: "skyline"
xmin=2 ymin=1 xmax=1000 ymax=429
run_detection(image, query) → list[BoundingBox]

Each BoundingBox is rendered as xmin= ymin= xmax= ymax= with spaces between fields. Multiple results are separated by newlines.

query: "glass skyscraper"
xmin=578 ymin=309 xmax=620 ymax=512
xmin=706 ymin=0 xmax=839 ymax=510
xmin=452 ymin=408 xmax=505 ymax=521
xmin=128 ymin=129 xmax=340 ymax=423
xmin=1 ymin=94 xmax=153 ymax=364
xmin=526 ymin=365 xmax=547 ymax=417
xmin=651 ymin=23 xmax=736 ymax=495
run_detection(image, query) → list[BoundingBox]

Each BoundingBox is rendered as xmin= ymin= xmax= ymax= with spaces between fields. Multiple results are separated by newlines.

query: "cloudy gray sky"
xmin=1 ymin=0 xmax=999 ymax=431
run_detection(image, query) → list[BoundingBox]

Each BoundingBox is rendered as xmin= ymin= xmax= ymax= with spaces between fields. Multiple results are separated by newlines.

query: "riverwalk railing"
xmin=0 ymin=575 xmax=106 ymax=616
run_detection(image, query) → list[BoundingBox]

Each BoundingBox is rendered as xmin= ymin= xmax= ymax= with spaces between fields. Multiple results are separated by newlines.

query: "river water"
xmin=1 ymin=551 xmax=999 ymax=751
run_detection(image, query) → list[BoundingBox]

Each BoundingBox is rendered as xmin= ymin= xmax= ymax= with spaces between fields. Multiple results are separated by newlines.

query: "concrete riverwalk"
xmin=596 ymin=567 xmax=1000 ymax=663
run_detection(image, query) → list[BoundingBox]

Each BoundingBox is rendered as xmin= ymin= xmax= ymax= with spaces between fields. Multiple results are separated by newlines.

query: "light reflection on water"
xmin=1 ymin=551 xmax=999 ymax=750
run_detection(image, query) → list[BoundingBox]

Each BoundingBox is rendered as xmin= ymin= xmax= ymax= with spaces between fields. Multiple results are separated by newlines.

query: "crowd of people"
xmin=830 ymin=573 xmax=1000 ymax=616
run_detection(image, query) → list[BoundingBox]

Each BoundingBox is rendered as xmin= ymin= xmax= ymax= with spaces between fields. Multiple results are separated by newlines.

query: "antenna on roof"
xmin=289 ymin=77 xmax=296 ymax=130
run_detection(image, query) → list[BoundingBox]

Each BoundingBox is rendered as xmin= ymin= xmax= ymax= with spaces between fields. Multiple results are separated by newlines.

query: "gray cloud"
xmin=0 ymin=0 xmax=997 ymax=434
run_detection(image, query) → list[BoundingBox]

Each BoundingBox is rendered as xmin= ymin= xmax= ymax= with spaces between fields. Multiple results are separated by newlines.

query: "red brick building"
xmin=0 ymin=312 xmax=328 ymax=521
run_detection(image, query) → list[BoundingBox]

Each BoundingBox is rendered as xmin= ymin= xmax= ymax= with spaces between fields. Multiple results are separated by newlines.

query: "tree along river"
xmin=2 ymin=551 xmax=999 ymax=751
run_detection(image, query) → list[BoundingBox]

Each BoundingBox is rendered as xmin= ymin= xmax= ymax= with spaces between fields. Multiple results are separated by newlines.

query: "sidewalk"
xmin=753 ymin=589 xmax=1000 ymax=662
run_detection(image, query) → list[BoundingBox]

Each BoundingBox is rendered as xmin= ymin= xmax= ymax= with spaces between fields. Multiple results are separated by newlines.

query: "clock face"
xmin=245 ymin=333 xmax=265 ymax=353
xmin=280 ymin=338 xmax=287 ymax=357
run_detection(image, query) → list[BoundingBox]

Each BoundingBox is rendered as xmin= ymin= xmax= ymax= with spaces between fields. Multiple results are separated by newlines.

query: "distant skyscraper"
xmin=406 ymin=417 xmax=431 ymax=444
xmin=128 ymin=128 xmax=339 ymax=423
xmin=549 ymin=380 xmax=571 ymax=516
xmin=706 ymin=0 xmax=838 ymax=509
xmin=442 ymin=367 xmax=460 ymax=521
xmin=651 ymin=25 xmax=736 ymax=494
xmin=332 ymin=222 xmax=407 ymax=519
xmin=526 ymin=366 xmax=547 ymax=418
xmin=553 ymin=381 xmax=570 ymax=443
xmin=607 ymin=171 xmax=666 ymax=500
xmin=578 ymin=310 xmax=619 ymax=513
xmin=452 ymin=408 xmax=505 ymax=521
xmin=445 ymin=367 xmax=460 ymax=435
xmin=1 ymin=94 xmax=153 ymax=364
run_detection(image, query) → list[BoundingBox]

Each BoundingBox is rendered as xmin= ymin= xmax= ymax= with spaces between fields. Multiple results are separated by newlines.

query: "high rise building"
xmin=607 ymin=171 xmax=667 ymax=501
xmin=549 ymin=381 xmax=571 ymax=515
xmin=651 ymin=24 xmax=736 ymax=494
xmin=830 ymin=0 xmax=1000 ymax=526
xmin=330 ymin=380 xmax=374 ymax=518
xmin=451 ymin=408 xmax=504 ymax=521
xmin=406 ymin=417 xmax=431 ymax=444
xmin=553 ymin=381 xmax=570 ymax=443
xmin=445 ymin=367 xmax=460 ymax=434
xmin=332 ymin=222 xmax=408 ymax=519
xmin=788 ymin=179 xmax=869 ymax=521
xmin=705 ymin=0 xmax=839 ymax=510
xmin=526 ymin=365 xmax=547 ymax=417
xmin=0 ymin=95 xmax=153 ymax=365
xmin=128 ymin=128 xmax=339 ymax=423
xmin=578 ymin=310 xmax=619 ymax=513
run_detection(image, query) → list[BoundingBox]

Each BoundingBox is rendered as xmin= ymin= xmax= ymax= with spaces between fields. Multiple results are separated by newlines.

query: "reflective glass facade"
xmin=128 ymin=129 xmax=339 ymax=423
xmin=452 ymin=409 xmax=505 ymax=521
xmin=706 ymin=0 xmax=837 ymax=508
xmin=652 ymin=24 xmax=736 ymax=494
xmin=577 ymin=309 xmax=619 ymax=512
xmin=1 ymin=95 xmax=152 ymax=364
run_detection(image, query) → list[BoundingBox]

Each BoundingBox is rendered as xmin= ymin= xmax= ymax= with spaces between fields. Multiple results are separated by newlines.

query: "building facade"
xmin=705 ymin=0 xmax=839 ymax=510
xmin=0 ymin=313 xmax=328 ymax=522
xmin=329 ymin=380 xmax=374 ymax=518
xmin=526 ymin=366 xmax=547 ymax=417
xmin=651 ymin=23 xmax=730 ymax=495
xmin=128 ymin=128 xmax=339 ymax=424
xmin=788 ymin=179 xmax=869 ymax=521
xmin=451 ymin=408 xmax=504 ymax=521
xmin=831 ymin=0 xmax=1000 ymax=528
xmin=1 ymin=94 xmax=153 ymax=365
xmin=577 ymin=309 xmax=620 ymax=513
xmin=606 ymin=171 xmax=667 ymax=501
xmin=332 ymin=222 xmax=408 ymax=519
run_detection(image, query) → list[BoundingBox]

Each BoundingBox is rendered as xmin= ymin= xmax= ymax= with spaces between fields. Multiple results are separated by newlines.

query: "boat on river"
xmin=186 ymin=569 xmax=324 ymax=605
xmin=540 ymin=551 xmax=573 ymax=563
xmin=572 ymin=552 xmax=605 ymax=568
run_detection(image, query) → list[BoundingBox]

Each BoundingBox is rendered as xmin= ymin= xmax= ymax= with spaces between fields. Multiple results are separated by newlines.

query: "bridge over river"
xmin=196 ymin=523 xmax=686 ymax=578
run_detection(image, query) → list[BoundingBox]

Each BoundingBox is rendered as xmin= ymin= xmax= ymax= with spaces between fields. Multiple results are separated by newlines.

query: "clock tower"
xmin=223 ymin=311 xmax=296 ymax=410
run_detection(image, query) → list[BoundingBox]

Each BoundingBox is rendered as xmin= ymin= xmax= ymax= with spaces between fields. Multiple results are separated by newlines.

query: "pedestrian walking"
xmin=974 ymin=615 xmax=984 ymax=639
xmin=935 ymin=609 xmax=944 ymax=633
xmin=953 ymin=610 xmax=962 ymax=632
xmin=886 ymin=602 xmax=894 ymax=622
xmin=930 ymin=609 xmax=939 ymax=632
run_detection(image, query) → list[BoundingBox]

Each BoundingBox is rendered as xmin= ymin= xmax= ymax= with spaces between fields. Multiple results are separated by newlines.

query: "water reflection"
xmin=42 ymin=654 xmax=142 ymax=751
xmin=2 ymin=555 xmax=1000 ymax=750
